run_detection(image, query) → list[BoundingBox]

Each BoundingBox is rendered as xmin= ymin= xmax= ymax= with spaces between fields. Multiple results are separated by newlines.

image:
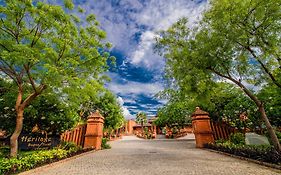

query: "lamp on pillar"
xmin=84 ymin=110 xmax=104 ymax=150
xmin=192 ymin=107 xmax=214 ymax=148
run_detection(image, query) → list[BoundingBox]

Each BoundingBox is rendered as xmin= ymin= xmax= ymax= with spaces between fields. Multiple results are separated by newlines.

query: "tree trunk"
xmin=237 ymin=82 xmax=281 ymax=153
xmin=259 ymin=104 xmax=281 ymax=153
xmin=210 ymin=69 xmax=281 ymax=153
xmin=10 ymin=108 xmax=24 ymax=157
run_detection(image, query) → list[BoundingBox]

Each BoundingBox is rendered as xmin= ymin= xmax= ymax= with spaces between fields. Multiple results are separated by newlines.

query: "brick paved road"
xmin=20 ymin=136 xmax=281 ymax=175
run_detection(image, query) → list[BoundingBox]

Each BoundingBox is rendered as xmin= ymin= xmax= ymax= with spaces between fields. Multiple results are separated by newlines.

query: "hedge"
xmin=205 ymin=142 xmax=281 ymax=165
xmin=0 ymin=142 xmax=90 ymax=175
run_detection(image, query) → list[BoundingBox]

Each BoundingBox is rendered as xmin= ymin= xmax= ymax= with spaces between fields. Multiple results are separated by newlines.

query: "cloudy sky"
xmin=73 ymin=0 xmax=208 ymax=119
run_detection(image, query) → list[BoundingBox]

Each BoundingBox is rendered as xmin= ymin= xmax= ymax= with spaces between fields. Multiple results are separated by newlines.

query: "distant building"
xmin=125 ymin=120 xmax=137 ymax=135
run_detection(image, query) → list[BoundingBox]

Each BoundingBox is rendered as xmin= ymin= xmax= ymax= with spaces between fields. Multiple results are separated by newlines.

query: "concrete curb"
xmin=19 ymin=150 xmax=97 ymax=175
xmin=204 ymin=148 xmax=281 ymax=170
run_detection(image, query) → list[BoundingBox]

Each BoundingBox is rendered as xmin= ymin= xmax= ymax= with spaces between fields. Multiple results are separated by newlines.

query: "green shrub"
xmin=0 ymin=147 xmax=10 ymax=158
xmin=59 ymin=141 xmax=82 ymax=152
xmin=215 ymin=139 xmax=227 ymax=144
xmin=205 ymin=143 xmax=280 ymax=165
xmin=101 ymin=138 xmax=111 ymax=149
xmin=0 ymin=146 xmax=85 ymax=175
xmin=229 ymin=133 xmax=245 ymax=145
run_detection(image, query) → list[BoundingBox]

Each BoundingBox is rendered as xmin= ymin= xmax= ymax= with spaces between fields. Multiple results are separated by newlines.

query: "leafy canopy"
xmin=136 ymin=112 xmax=148 ymax=125
xmin=0 ymin=0 xmax=112 ymax=109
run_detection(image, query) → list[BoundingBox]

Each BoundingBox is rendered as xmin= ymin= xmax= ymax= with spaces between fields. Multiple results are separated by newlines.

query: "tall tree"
xmin=0 ymin=0 xmax=111 ymax=157
xmin=155 ymin=100 xmax=191 ymax=128
xmin=79 ymin=89 xmax=125 ymax=130
xmin=0 ymin=78 xmax=80 ymax=135
xmin=155 ymin=0 xmax=281 ymax=153
xmin=136 ymin=112 xmax=147 ymax=129
xmin=203 ymin=0 xmax=281 ymax=89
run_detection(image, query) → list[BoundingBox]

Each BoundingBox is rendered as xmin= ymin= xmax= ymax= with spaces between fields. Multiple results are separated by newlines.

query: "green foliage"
xmin=79 ymin=90 xmax=125 ymax=130
xmin=101 ymin=138 xmax=111 ymax=149
xmin=0 ymin=147 xmax=82 ymax=174
xmin=141 ymin=127 xmax=153 ymax=139
xmin=258 ymin=85 xmax=281 ymax=127
xmin=154 ymin=0 xmax=281 ymax=114
xmin=59 ymin=141 xmax=82 ymax=152
xmin=0 ymin=79 xmax=17 ymax=134
xmin=229 ymin=133 xmax=246 ymax=145
xmin=154 ymin=0 xmax=281 ymax=151
xmin=206 ymin=143 xmax=280 ymax=165
xmin=0 ymin=0 xmax=112 ymax=154
xmin=155 ymin=82 xmax=260 ymax=130
xmin=0 ymin=0 xmax=111 ymax=98
xmin=0 ymin=79 xmax=80 ymax=135
xmin=0 ymin=147 xmax=10 ymax=158
xmin=135 ymin=112 xmax=147 ymax=125
xmin=23 ymin=93 xmax=79 ymax=135
xmin=155 ymin=98 xmax=191 ymax=127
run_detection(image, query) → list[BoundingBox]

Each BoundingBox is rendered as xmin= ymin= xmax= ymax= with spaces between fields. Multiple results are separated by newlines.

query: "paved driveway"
xmin=21 ymin=135 xmax=280 ymax=175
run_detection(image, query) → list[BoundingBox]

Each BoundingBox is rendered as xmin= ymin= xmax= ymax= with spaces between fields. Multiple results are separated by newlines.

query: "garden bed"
xmin=0 ymin=143 xmax=93 ymax=175
xmin=204 ymin=143 xmax=281 ymax=166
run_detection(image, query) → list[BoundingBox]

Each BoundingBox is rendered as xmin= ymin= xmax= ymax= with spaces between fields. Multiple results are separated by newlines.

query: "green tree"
xmin=0 ymin=78 xmax=17 ymax=134
xmin=80 ymin=90 xmax=125 ymax=130
xmin=155 ymin=100 xmax=191 ymax=128
xmin=0 ymin=1 xmax=111 ymax=157
xmin=155 ymin=0 xmax=281 ymax=153
xmin=136 ymin=112 xmax=147 ymax=129
xmin=0 ymin=79 xmax=80 ymax=135
xmin=156 ymin=83 xmax=258 ymax=130
xmin=258 ymin=84 xmax=281 ymax=127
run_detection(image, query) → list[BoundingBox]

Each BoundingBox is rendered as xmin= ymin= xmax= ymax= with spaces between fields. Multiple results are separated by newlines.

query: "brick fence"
xmin=61 ymin=111 xmax=104 ymax=150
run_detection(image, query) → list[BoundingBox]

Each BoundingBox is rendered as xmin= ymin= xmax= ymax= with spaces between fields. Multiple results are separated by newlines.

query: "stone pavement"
xmin=20 ymin=135 xmax=281 ymax=175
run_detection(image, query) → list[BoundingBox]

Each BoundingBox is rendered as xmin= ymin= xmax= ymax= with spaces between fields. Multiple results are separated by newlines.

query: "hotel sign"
xmin=19 ymin=133 xmax=60 ymax=150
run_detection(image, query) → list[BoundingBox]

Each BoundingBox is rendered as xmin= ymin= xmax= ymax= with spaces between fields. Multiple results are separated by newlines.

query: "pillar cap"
xmin=192 ymin=107 xmax=209 ymax=117
xmin=88 ymin=110 xmax=104 ymax=120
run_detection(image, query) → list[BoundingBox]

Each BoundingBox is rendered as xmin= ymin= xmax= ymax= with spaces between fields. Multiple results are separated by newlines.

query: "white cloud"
xmin=107 ymin=72 xmax=164 ymax=96
xmin=131 ymin=31 xmax=163 ymax=68
xmin=117 ymin=96 xmax=124 ymax=106
xmin=117 ymin=96 xmax=134 ymax=119
xmin=108 ymin=80 xmax=163 ymax=96
xmin=129 ymin=0 xmax=208 ymax=68
xmin=123 ymin=98 xmax=136 ymax=104
xmin=78 ymin=0 xmax=207 ymax=69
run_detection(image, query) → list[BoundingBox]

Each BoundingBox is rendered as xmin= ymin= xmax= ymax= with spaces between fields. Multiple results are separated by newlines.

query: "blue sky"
xmin=72 ymin=0 xmax=207 ymax=119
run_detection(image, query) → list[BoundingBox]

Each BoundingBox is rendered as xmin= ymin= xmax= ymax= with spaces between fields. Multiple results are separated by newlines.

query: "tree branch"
xmin=236 ymin=41 xmax=281 ymax=88
xmin=21 ymin=84 xmax=47 ymax=108
xmin=23 ymin=64 xmax=37 ymax=93
xmin=57 ymin=41 xmax=67 ymax=62
xmin=0 ymin=43 xmax=10 ymax=52
xmin=246 ymin=46 xmax=281 ymax=88
xmin=207 ymin=66 xmax=262 ymax=107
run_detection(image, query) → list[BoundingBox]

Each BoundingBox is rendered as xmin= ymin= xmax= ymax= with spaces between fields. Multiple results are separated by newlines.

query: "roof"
xmin=191 ymin=107 xmax=209 ymax=116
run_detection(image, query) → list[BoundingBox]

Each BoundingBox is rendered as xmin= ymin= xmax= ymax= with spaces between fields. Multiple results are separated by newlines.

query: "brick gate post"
xmin=192 ymin=107 xmax=214 ymax=148
xmin=84 ymin=110 xmax=104 ymax=150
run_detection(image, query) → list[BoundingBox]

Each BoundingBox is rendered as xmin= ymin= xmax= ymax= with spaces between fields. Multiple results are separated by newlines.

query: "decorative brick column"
xmin=84 ymin=110 xmax=104 ymax=150
xmin=192 ymin=107 xmax=214 ymax=148
xmin=152 ymin=125 xmax=157 ymax=138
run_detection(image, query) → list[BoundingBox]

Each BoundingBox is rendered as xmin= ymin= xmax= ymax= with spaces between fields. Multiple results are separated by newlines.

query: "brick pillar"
xmin=192 ymin=107 xmax=214 ymax=148
xmin=84 ymin=110 xmax=104 ymax=150
xmin=153 ymin=125 xmax=157 ymax=138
